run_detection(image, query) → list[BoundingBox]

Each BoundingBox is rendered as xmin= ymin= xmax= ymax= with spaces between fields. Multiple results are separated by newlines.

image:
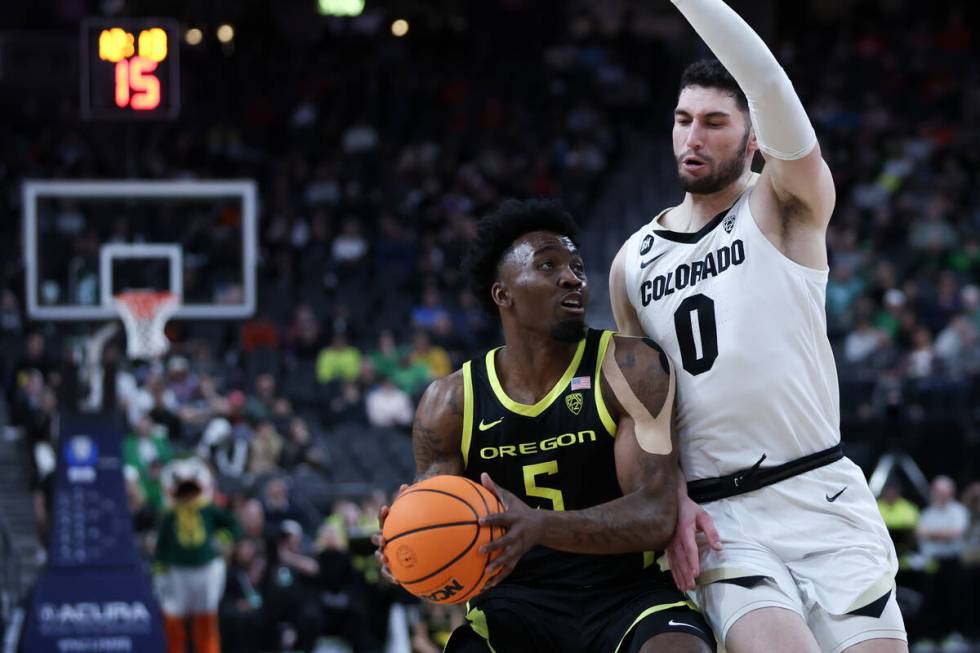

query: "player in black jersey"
xmin=376 ymin=199 xmax=714 ymax=653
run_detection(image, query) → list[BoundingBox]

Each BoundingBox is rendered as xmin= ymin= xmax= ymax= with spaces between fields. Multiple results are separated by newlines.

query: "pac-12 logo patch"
xmin=640 ymin=234 xmax=655 ymax=255
xmin=723 ymin=212 xmax=737 ymax=233
xmin=565 ymin=393 xmax=583 ymax=415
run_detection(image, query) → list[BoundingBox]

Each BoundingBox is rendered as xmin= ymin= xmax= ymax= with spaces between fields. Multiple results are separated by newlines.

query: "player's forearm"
xmin=535 ymin=490 xmax=675 ymax=554
xmin=671 ymin=0 xmax=816 ymax=160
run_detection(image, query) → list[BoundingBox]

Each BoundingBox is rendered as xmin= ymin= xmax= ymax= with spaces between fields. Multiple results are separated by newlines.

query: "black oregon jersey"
xmin=461 ymin=328 xmax=657 ymax=589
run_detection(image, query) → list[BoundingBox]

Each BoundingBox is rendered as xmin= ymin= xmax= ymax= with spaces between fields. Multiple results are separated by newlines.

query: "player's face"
xmin=673 ymin=86 xmax=754 ymax=194
xmin=495 ymin=231 xmax=588 ymax=342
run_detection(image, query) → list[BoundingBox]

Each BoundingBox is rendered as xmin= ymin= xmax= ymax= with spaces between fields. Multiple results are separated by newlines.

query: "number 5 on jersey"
xmin=523 ymin=461 xmax=565 ymax=511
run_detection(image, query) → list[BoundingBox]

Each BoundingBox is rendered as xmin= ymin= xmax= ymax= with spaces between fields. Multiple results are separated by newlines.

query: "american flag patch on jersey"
xmin=570 ymin=376 xmax=591 ymax=390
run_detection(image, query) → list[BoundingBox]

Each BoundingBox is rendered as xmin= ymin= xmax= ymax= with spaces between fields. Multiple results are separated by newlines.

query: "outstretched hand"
xmin=372 ymin=483 xmax=410 ymax=584
xmin=478 ymin=472 xmax=542 ymax=589
xmin=666 ymin=494 xmax=721 ymax=592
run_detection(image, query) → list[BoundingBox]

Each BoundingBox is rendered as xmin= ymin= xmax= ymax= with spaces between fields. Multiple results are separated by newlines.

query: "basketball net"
xmin=113 ymin=290 xmax=180 ymax=360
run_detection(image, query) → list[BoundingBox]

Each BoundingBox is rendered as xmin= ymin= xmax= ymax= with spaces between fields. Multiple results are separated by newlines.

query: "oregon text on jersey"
xmin=478 ymin=429 xmax=599 ymax=459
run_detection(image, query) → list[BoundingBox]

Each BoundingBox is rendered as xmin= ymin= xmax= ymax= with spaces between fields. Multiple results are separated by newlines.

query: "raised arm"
xmin=671 ymin=0 xmax=835 ymax=234
xmin=609 ymin=242 xmax=646 ymax=337
xmin=482 ymin=335 xmax=677 ymax=575
xmin=412 ymin=371 xmax=466 ymax=480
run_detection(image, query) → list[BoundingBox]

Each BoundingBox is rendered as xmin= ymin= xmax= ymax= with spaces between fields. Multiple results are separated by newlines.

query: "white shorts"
xmin=691 ymin=458 xmax=906 ymax=651
xmin=157 ymin=558 xmax=226 ymax=616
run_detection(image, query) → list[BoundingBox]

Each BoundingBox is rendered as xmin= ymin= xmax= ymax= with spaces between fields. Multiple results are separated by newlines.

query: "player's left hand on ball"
xmin=373 ymin=483 xmax=410 ymax=585
xmin=478 ymin=472 xmax=542 ymax=589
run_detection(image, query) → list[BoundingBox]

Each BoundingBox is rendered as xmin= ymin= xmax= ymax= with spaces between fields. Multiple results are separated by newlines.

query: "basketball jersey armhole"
xmin=461 ymin=361 xmax=474 ymax=469
xmin=594 ymin=331 xmax=617 ymax=437
xmin=742 ymin=189 xmax=830 ymax=282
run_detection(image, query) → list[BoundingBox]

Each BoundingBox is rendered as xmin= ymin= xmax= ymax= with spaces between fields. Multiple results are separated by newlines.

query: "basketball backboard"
xmin=22 ymin=180 xmax=258 ymax=321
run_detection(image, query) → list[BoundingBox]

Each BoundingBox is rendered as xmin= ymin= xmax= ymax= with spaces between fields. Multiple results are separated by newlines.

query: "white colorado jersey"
xmin=623 ymin=183 xmax=840 ymax=481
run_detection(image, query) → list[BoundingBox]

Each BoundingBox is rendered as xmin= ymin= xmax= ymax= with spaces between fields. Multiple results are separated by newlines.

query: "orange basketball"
xmin=383 ymin=475 xmax=504 ymax=604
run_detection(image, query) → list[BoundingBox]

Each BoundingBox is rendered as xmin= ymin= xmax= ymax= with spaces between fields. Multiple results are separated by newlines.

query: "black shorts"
xmin=447 ymin=577 xmax=715 ymax=653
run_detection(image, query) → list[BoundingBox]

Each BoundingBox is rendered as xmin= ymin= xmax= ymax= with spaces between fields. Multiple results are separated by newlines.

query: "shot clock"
xmin=81 ymin=18 xmax=179 ymax=120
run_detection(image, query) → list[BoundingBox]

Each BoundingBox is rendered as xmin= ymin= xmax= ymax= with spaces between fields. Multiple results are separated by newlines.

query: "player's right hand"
xmin=373 ymin=483 xmax=410 ymax=584
xmin=667 ymin=494 xmax=721 ymax=592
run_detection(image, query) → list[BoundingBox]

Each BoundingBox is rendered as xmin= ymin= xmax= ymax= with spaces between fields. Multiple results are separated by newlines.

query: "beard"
xmin=551 ymin=318 xmax=586 ymax=343
xmin=677 ymin=130 xmax=751 ymax=195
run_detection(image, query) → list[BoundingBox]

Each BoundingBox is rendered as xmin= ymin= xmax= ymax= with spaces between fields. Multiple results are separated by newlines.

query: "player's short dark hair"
xmin=466 ymin=198 xmax=580 ymax=315
xmin=680 ymin=58 xmax=749 ymax=115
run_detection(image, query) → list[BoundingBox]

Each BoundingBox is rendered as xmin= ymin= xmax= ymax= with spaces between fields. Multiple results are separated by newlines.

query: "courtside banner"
xmin=21 ymin=413 xmax=165 ymax=653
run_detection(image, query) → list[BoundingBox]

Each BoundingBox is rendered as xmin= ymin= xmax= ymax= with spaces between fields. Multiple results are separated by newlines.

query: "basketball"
xmin=383 ymin=475 xmax=504 ymax=604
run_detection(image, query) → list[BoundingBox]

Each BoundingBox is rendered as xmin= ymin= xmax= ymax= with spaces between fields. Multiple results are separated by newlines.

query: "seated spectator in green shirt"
xmin=122 ymin=414 xmax=173 ymax=511
xmin=316 ymin=332 xmax=361 ymax=384
xmin=368 ymin=330 xmax=430 ymax=396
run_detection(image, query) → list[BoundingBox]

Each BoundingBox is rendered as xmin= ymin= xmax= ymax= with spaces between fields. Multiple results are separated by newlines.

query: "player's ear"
xmin=491 ymin=281 xmax=511 ymax=309
xmin=745 ymin=123 xmax=758 ymax=154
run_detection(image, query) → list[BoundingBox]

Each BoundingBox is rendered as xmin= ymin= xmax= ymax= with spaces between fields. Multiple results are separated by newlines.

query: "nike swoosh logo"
xmin=826 ymin=486 xmax=847 ymax=502
xmin=667 ymin=619 xmax=704 ymax=635
xmin=639 ymin=252 xmax=666 ymax=269
xmin=478 ymin=418 xmax=504 ymax=431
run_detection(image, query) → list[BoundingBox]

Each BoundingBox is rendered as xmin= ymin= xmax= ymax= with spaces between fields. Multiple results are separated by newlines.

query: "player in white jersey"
xmin=608 ymin=1 xmax=907 ymax=652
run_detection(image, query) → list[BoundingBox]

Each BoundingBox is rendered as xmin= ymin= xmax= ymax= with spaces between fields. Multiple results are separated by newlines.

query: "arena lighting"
xmin=391 ymin=19 xmax=409 ymax=37
xmin=317 ymin=0 xmax=365 ymax=17
xmin=185 ymin=27 xmax=203 ymax=45
xmin=216 ymin=24 xmax=234 ymax=43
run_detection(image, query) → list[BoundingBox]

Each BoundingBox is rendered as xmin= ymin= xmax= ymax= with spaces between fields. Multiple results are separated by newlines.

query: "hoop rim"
xmin=113 ymin=290 xmax=181 ymax=320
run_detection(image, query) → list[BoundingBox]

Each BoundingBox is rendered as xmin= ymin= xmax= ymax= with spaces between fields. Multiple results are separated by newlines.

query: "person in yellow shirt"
xmin=408 ymin=330 xmax=451 ymax=379
xmin=315 ymin=331 xmax=362 ymax=384
xmin=878 ymin=482 xmax=920 ymax=555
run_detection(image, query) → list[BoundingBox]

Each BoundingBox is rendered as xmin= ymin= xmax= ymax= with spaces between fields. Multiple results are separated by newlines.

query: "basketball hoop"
xmin=113 ymin=290 xmax=180 ymax=360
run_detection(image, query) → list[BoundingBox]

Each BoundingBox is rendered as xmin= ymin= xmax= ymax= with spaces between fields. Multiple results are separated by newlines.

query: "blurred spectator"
xmin=127 ymin=369 xmax=179 ymax=431
xmin=844 ymin=317 xmax=886 ymax=365
xmin=878 ymin=482 xmax=920 ymax=555
xmin=122 ymin=415 xmax=174 ymax=511
xmin=239 ymin=311 xmax=280 ymax=354
xmin=248 ymin=421 xmax=284 ymax=475
xmin=411 ymin=286 xmax=451 ymax=332
xmin=166 ymin=355 xmax=200 ymax=406
xmin=323 ymin=380 xmax=367 ymax=426
xmin=365 ymin=377 xmax=414 ymax=429
xmin=905 ymin=328 xmax=938 ymax=380
xmin=279 ymin=416 xmax=326 ymax=470
xmin=12 ymin=333 xmax=52 ymax=390
xmin=368 ymin=332 xmax=429 ymax=397
xmin=316 ymin=332 xmax=362 ymax=384
xmin=261 ymin=477 xmax=309 ymax=533
xmin=409 ymin=331 xmax=452 ymax=380
xmin=264 ymin=520 xmax=324 ymax=653
xmin=411 ymin=603 xmax=465 ymax=653
xmin=245 ymin=373 xmax=278 ymax=423
xmin=332 ymin=218 xmax=369 ymax=268
xmin=285 ymin=304 xmax=323 ymax=362
xmin=198 ymin=394 xmax=253 ymax=480
xmin=917 ymin=476 xmax=971 ymax=642
xmin=220 ymin=539 xmax=271 ymax=653
xmin=961 ymin=483 xmax=980 ymax=642
xmin=125 ymin=465 xmax=158 ymax=559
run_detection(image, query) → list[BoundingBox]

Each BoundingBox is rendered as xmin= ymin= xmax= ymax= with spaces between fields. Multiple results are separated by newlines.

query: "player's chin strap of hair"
xmin=601 ymin=337 xmax=674 ymax=455
xmin=672 ymin=0 xmax=817 ymax=161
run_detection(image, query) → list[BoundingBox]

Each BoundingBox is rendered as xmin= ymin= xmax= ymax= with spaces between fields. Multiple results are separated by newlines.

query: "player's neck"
xmin=496 ymin=331 xmax=581 ymax=404
xmin=669 ymin=170 xmax=753 ymax=232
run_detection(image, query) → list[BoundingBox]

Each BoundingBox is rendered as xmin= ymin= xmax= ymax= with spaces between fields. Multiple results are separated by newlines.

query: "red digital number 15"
xmin=114 ymin=56 xmax=160 ymax=110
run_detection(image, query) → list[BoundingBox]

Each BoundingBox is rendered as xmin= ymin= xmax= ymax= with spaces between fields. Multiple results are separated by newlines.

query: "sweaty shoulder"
xmin=605 ymin=334 xmax=672 ymax=419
